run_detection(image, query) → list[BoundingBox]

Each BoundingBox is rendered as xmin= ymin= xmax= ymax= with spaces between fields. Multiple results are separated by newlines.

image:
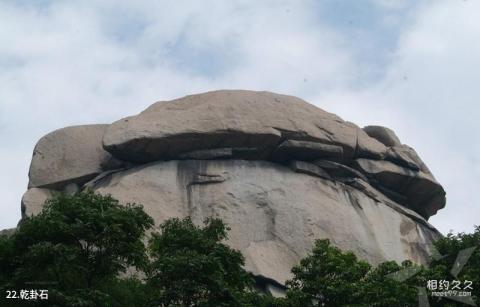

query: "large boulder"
xmin=20 ymin=188 xmax=53 ymax=218
xmin=363 ymin=125 xmax=402 ymax=147
xmin=28 ymin=125 xmax=123 ymax=189
xmin=352 ymin=159 xmax=446 ymax=218
xmin=103 ymin=90 xmax=386 ymax=163
xmin=89 ymin=160 xmax=441 ymax=285
xmin=14 ymin=90 xmax=448 ymax=292
xmin=354 ymin=124 xmax=388 ymax=159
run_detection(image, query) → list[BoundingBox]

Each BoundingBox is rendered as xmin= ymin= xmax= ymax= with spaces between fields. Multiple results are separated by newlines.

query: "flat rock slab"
xmin=313 ymin=159 xmax=368 ymax=181
xmin=289 ymin=160 xmax=332 ymax=180
xmin=272 ymin=139 xmax=344 ymax=162
xmin=29 ymin=125 xmax=123 ymax=189
xmin=179 ymin=147 xmax=260 ymax=160
xmin=103 ymin=90 xmax=386 ymax=162
xmin=179 ymin=148 xmax=234 ymax=160
xmin=385 ymin=145 xmax=431 ymax=173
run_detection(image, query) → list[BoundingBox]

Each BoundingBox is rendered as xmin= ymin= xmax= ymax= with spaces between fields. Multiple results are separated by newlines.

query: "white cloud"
xmin=0 ymin=0 xmax=357 ymax=229
xmin=318 ymin=0 xmax=480 ymax=233
xmin=0 ymin=0 xmax=478 ymax=234
xmin=382 ymin=0 xmax=480 ymax=233
xmin=371 ymin=0 xmax=411 ymax=10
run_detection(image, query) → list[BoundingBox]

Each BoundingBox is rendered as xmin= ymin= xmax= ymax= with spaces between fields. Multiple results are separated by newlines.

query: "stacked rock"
xmin=21 ymin=90 xmax=446 ymax=290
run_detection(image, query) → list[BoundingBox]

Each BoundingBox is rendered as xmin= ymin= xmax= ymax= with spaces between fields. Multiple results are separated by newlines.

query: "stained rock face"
xmin=88 ymin=160 xmax=440 ymax=285
xmin=16 ymin=90 xmax=447 ymax=290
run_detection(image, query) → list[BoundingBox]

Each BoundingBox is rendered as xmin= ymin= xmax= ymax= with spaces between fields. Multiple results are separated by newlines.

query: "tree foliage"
xmin=0 ymin=191 xmax=478 ymax=306
xmin=0 ymin=190 xmax=154 ymax=306
xmin=282 ymin=227 xmax=479 ymax=307
xmin=0 ymin=192 xmax=271 ymax=306
xmin=145 ymin=217 xmax=272 ymax=306
xmin=425 ymin=226 xmax=480 ymax=307
xmin=283 ymin=239 xmax=423 ymax=306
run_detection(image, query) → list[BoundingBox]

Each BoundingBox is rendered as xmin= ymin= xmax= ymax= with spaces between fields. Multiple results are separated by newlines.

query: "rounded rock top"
xmin=25 ymin=90 xmax=446 ymax=222
xmin=102 ymin=90 xmax=386 ymax=163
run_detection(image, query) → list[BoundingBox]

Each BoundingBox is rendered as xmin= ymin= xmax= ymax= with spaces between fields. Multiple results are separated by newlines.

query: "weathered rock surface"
xmin=178 ymin=147 xmax=260 ymax=160
xmin=28 ymin=125 xmax=123 ymax=189
xmin=103 ymin=90 xmax=380 ymax=162
xmin=289 ymin=160 xmax=332 ymax=180
xmin=89 ymin=160 xmax=441 ymax=285
xmin=352 ymin=159 xmax=445 ymax=218
xmin=363 ymin=125 xmax=402 ymax=147
xmin=21 ymin=187 xmax=53 ymax=218
xmin=354 ymin=125 xmax=388 ymax=159
xmin=386 ymin=145 xmax=432 ymax=174
xmin=312 ymin=159 xmax=368 ymax=182
xmin=272 ymin=140 xmax=344 ymax=162
xmin=14 ymin=90 xmax=448 ymax=292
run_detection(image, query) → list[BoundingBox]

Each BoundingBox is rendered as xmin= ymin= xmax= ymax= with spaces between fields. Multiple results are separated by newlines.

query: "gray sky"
xmin=0 ymin=0 xmax=478 ymax=234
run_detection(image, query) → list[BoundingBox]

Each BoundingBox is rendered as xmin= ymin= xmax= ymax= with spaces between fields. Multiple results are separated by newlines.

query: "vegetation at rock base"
xmin=0 ymin=191 xmax=478 ymax=306
xmin=0 ymin=191 xmax=154 ymax=306
xmin=283 ymin=240 xmax=428 ymax=306
xmin=0 ymin=191 xmax=273 ymax=306
xmin=145 ymin=217 xmax=274 ymax=306
xmin=278 ymin=229 xmax=479 ymax=307
xmin=425 ymin=226 xmax=480 ymax=307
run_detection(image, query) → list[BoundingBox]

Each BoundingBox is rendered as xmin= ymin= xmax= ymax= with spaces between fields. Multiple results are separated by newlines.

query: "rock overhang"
xmin=98 ymin=90 xmax=446 ymax=219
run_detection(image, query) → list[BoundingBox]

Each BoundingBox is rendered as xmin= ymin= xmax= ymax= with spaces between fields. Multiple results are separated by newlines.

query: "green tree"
xmin=425 ymin=226 xmax=479 ymax=306
xmin=146 ymin=217 xmax=273 ymax=307
xmin=0 ymin=190 xmax=154 ymax=306
xmin=282 ymin=226 xmax=480 ymax=307
xmin=359 ymin=260 xmax=425 ymax=306
xmin=283 ymin=239 xmax=423 ymax=307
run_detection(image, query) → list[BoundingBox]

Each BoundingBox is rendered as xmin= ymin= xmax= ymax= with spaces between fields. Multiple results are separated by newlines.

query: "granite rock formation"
xmin=18 ymin=90 xmax=446 ymax=291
